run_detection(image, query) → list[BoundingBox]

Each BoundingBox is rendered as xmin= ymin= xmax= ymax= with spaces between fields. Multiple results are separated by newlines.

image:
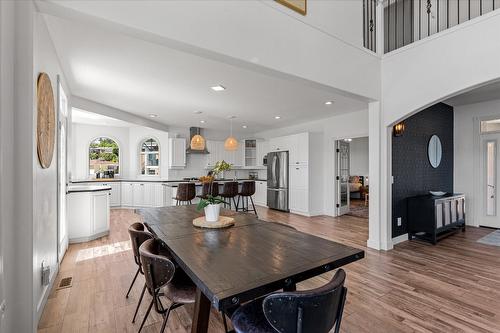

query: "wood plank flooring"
xmin=38 ymin=207 xmax=500 ymax=333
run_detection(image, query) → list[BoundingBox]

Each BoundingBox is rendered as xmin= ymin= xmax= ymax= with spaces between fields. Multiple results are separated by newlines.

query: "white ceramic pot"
xmin=204 ymin=203 xmax=221 ymax=222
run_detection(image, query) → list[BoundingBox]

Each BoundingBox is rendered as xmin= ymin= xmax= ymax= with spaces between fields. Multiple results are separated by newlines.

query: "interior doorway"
xmin=480 ymin=132 xmax=500 ymax=228
xmin=336 ymin=137 xmax=369 ymax=218
xmin=57 ymin=77 xmax=69 ymax=262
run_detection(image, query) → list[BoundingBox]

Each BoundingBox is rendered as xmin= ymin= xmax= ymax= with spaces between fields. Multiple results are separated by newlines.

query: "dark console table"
xmin=408 ymin=193 xmax=466 ymax=244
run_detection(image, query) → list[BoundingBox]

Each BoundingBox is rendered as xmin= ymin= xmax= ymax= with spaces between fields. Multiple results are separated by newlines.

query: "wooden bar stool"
xmin=197 ymin=182 xmax=219 ymax=199
xmin=220 ymin=181 xmax=239 ymax=210
xmin=174 ymin=182 xmax=196 ymax=205
xmin=236 ymin=181 xmax=258 ymax=217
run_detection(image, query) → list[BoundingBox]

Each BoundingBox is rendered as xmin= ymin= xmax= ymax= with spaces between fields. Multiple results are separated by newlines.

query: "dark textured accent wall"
xmin=392 ymin=103 xmax=454 ymax=238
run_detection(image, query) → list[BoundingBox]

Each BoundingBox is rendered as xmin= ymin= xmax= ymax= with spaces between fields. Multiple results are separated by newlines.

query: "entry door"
xmin=336 ymin=140 xmax=350 ymax=215
xmin=480 ymin=134 xmax=500 ymax=228
xmin=57 ymin=78 xmax=69 ymax=262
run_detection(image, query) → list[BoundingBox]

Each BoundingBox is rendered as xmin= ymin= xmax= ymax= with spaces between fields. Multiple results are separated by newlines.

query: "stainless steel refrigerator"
xmin=267 ymin=151 xmax=289 ymax=211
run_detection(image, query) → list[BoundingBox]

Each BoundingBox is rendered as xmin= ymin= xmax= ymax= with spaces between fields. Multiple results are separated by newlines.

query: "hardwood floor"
xmin=38 ymin=207 xmax=500 ymax=333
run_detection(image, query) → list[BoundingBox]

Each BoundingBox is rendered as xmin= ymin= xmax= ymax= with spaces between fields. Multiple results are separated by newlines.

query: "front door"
xmin=480 ymin=133 xmax=500 ymax=228
xmin=336 ymin=140 xmax=350 ymax=216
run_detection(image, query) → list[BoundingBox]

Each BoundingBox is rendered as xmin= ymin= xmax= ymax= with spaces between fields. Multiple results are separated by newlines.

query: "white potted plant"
xmin=197 ymin=160 xmax=232 ymax=222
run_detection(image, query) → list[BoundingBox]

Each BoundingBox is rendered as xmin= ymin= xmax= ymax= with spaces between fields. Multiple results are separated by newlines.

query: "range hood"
xmin=186 ymin=127 xmax=209 ymax=154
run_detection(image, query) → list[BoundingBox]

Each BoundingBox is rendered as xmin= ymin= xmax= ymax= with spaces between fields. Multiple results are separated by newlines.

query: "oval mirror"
xmin=428 ymin=135 xmax=442 ymax=168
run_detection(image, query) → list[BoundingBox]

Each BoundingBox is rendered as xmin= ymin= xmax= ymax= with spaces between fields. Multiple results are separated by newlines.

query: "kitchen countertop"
xmin=71 ymin=178 xmax=267 ymax=185
xmin=67 ymin=185 xmax=112 ymax=193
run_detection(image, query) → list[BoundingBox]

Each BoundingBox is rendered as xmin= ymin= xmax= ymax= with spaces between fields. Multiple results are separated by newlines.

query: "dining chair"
xmin=220 ymin=181 xmax=239 ymax=209
xmin=138 ymin=238 xmax=197 ymax=333
xmin=174 ymin=182 xmax=196 ymax=205
xmin=230 ymin=269 xmax=348 ymax=333
xmin=126 ymin=222 xmax=153 ymax=324
xmin=236 ymin=181 xmax=258 ymax=217
xmin=198 ymin=181 xmax=219 ymax=199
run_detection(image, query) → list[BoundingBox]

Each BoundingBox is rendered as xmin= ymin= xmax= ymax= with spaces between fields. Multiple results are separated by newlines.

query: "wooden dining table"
xmin=138 ymin=205 xmax=365 ymax=333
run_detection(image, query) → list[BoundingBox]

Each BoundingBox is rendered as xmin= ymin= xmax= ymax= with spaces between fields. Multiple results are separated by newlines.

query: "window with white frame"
xmin=89 ymin=137 xmax=120 ymax=176
xmin=140 ymin=138 xmax=160 ymax=175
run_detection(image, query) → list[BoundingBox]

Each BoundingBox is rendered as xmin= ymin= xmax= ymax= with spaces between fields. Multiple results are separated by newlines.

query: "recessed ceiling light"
xmin=325 ymin=101 xmax=334 ymax=105
xmin=149 ymin=114 xmax=158 ymax=118
xmin=242 ymin=125 xmax=247 ymax=129
xmin=211 ymin=85 xmax=226 ymax=92
xmin=274 ymin=116 xmax=281 ymax=119
xmin=200 ymin=120 xmax=206 ymax=123
xmin=193 ymin=110 xmax=203 ymax=114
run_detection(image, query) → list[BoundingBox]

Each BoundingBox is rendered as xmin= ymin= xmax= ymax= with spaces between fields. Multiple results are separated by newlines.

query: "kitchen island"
xmin=67 ymin=185 xmax=111 ymax=243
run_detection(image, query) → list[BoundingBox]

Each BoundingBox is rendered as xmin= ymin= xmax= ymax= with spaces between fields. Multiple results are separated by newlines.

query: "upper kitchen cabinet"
xmin=169 ymin=138 xmax=186 ymax=169
xmin=269 ymin=132 xmax=309 ymax=165
xmin=256 ymin=140 xmax=269 ymax=168
xmin=243 ymin=139 xmax=257 ymax=167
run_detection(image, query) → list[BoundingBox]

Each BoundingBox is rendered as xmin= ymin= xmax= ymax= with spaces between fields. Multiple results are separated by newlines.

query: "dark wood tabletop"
xmin=138 ymin=205 xmax=364 ymax=333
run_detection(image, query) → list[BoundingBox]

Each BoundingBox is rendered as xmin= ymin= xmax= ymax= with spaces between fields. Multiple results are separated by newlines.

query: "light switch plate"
xmin=0 ymin=299 xmax=6 ymax=321
xmin=397 ymin=217 xmax=402 ymax=226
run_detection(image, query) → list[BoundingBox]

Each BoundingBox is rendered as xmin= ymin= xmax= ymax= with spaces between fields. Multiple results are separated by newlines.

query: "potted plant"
xmin=197 ymin=160 xmax=232 ymax=222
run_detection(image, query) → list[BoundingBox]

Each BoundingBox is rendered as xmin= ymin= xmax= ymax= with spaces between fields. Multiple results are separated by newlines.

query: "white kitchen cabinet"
xmin=169 ymin=138 xmax=186 ymax=168
xmin=132 ymin=183 xmax=146 ymax=206
xmin=254 ymin=181 xmax=267 ymax=206
xmin=163 ymin=185 xmax=174 ymax=206
xmin=151 ymin=183 xmax=164 ymax=207
xmin=100 ymin=182 xmax=121 ymax=206
xmin=256 ymin=141 xmax=269 ymax=167
xmin=121 ymin=182 xmax=134 ymax=206
xmin=92 ymin=192 xmax=110 ymax=235
xmin=294 ymin=132 xmax=309 ymax=165
xmin=290 ymin=188 xmax=309 ymax=214
xmin=289 ymin=165 xmax=309 ymax=190
xmin=269 ymin=136 xmax=289 ymax=152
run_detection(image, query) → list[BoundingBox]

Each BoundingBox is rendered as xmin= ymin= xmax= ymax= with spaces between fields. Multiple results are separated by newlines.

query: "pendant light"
xmin=190 ymin=127 xmax=206 ymax=150
xmin=224 ymin=116 xmax=238 ymax=151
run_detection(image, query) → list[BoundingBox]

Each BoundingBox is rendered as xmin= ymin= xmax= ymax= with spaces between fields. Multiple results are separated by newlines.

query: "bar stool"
xmin=174 ymin=182 xmax=196 ymax=205
xmin=126 ymin=223 xmax=153 ymax=324
xmin=197 ymin=181 xmax=219 ymax=199
xmin=236 ymin=181 xmax=258 ymax=217
xmin=220 ymin=181 xmax=239 ymax=209
xmin=138 ymin=238 xmax=197 ymax=333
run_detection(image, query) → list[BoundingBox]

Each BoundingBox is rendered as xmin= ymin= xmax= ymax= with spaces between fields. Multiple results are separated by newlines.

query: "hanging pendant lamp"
xmin=190 ymin=127 xmax=206 ymax=150
xmin=224 ymin=116 xmax=238 ymax=151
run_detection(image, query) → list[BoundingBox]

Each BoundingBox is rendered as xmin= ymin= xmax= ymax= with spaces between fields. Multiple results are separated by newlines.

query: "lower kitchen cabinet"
xmin=290 ymin=188 xmax=309 ymax=214
xmin=121 ymin=182 xmax=134 ymax=206
xmin=254 ymin=181 xmax=267 ymax=206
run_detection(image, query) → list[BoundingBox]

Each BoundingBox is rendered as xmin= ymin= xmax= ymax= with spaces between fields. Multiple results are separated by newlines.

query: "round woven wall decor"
xmin=36 ymin=72 xmax=56 ymax=169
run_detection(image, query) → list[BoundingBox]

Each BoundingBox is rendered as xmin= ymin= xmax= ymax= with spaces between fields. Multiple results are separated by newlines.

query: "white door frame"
xmin=57 ymin=76 xmax=69 ymax=263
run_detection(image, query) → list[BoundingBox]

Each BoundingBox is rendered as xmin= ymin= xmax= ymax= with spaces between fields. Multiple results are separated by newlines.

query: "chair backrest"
xmin=221 ymin=181 xmax=238 ymax=197
xmin=139 ymin=239 xmax=176 ymax=293
xmin=177 ymin=183 xmax=196 ymax=201
xmin=262 ymin=269 xmax=347 ymax=333
xmin=128 ymin=223 xmax=153 ymax=266
xmin=201 ymin=182 xmax=219 ymax=197
xmin=240 ymin=181 xmax=255 ymax=196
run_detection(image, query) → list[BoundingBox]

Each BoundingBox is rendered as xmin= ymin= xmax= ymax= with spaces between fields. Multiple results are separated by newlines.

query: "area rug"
xmin=477 ymin=230 xmax=500 ymax=246
xmin=347 ymin=204 xmax=369 ymax=219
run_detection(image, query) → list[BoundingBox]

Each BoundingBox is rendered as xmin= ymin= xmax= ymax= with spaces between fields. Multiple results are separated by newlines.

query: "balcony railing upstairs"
xmin=363 ymin=0 xmax=499 ymax=53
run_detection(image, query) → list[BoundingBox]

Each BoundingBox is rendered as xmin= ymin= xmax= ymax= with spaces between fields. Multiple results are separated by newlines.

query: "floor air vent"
xmin=56 ymin=277 xmax=73 ymax=290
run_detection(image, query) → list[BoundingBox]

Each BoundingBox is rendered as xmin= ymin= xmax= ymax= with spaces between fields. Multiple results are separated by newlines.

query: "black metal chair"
xmin=236 ymin=181 xmax=258 ymax=217
xmin=198 ymin=181 xmax=219 ymax=199
xmin=126 ymin=223 xmax=153 ymax=324
xmin=220 ymin=181 xmax=239 ymax=209
xmin=174 ymin=182 xmax=196 ymax=205
xmin=230 ymin=269 xmax=348 ymax=333
xmin=138 ymin=238 xmax=197 ymax=333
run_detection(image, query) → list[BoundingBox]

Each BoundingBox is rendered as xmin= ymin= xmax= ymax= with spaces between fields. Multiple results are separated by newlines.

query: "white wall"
xmin=256 ymin=109 xmax=369 ymax=216
xmin=454 ymin=98 xmax=500 ymax=226
xmin=33 ymin=11 xmax=72 ymax=328
xmin=42 ymin=0 xmax=380 ymax=101
xmin=350 ymin=136 xmax=369 ymax=176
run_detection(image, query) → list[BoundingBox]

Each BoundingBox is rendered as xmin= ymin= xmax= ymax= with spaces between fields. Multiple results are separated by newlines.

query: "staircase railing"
xmin=363 ymin=0 xmax=499 ymax=53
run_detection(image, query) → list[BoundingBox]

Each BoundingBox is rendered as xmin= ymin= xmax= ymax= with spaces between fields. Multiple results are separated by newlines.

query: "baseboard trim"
xmin=392 ymin=233 xmax=409 ymax=245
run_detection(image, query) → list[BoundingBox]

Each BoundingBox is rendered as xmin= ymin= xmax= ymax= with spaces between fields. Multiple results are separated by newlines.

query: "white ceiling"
xmin=445 ymin=81 xmax=500 ymax=107
xmin=43 ymin=14 xmax=367 ymax=133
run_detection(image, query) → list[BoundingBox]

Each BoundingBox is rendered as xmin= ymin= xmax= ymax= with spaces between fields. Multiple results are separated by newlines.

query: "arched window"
xmin=140 ymin=138 xmax=160 ymax=175
xmin=89 ymin=137 xmax=120 ymax=176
